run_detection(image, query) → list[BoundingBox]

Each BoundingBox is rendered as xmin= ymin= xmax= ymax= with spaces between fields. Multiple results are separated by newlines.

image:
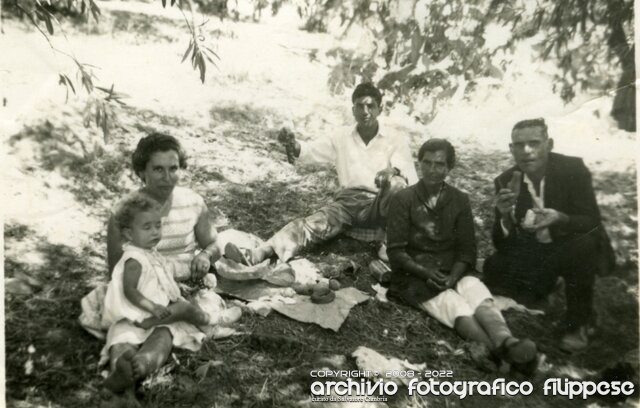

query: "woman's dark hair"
xmin=113 ymin=193 xmax=161 ymax=231
xmin=131 ymin=133 xmax=187 ymax=180
xmin=417 ymin=138 xmax=456 ymax=169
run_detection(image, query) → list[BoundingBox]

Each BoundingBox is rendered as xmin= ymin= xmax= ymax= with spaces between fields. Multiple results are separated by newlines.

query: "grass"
xmin=5 ymin=111 xmax=639 ymax=406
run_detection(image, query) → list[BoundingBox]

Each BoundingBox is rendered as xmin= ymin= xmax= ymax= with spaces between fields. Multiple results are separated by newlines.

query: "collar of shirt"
xmin=416 ymin=181 xmax=447 ymax=211
xmin=522 ymin=173 xmax=552 ymax=243
xmin=523 ymin=173 xmax=545 ymax=209
xmin=350 ymin=124 xmax=386 ymax=148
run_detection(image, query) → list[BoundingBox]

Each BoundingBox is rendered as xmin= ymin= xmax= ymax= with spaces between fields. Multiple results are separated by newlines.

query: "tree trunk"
xmin=608 ymin=3 xmax=635 ymax=131
xmin=610 ymin=50 xmax=635 ymax=132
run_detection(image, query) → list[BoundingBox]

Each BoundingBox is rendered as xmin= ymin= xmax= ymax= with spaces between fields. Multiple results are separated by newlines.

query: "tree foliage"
xmin=295 ymin=0 xmax=635 ymax=129
xmin=3 ymin=0 xmax=219 ymax=141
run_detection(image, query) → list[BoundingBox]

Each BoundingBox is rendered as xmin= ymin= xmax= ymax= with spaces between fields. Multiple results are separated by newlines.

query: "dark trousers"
xmin=483 ymin=232 xmax=598 ymax=330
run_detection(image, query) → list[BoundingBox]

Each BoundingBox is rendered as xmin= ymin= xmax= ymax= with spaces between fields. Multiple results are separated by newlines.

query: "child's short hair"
xmin=113 ymin=193 xmax=161 ymax=231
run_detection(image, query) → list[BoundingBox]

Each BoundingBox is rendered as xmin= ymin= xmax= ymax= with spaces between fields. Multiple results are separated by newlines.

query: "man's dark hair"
xmin=132 ymin=133 xmax=187 ymax=180
xmin=352 ymin=83 xmax=382 ymax=106
xmin=417 ymin=138 xmax=456 ymax=169
xmin=113 ymin=192 xmax=161 ymax=231
xmin=512 ymin=118 xmax=548 ymax=138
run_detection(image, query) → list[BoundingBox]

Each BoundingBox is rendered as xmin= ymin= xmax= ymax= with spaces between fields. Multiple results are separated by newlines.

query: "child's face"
xmin=124 ymin=210 xmax=162 ymax=249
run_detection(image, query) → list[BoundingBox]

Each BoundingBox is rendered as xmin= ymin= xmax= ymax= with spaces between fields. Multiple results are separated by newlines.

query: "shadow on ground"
xmin=5 ymin=103 xmax=639 ymax=407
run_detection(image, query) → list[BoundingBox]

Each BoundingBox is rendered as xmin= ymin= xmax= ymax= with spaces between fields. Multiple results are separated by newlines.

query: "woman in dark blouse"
xmin=386 ymin=138 xmax=537 ymax=372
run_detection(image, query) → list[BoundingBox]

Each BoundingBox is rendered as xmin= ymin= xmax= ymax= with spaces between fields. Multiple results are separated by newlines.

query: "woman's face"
xmin=420 ymin=149 xmax=450 ymax=186
xmin=140 ymin=150 xmax=180 ymax=201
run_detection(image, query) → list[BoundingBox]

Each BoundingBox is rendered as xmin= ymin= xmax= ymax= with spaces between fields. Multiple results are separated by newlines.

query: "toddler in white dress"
xmin=102 ymin=193 xmax=210 ymax=393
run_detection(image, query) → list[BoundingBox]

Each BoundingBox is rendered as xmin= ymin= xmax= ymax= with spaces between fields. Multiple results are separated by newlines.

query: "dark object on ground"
xmin=311 ymin=286 xmax=335 ymax=304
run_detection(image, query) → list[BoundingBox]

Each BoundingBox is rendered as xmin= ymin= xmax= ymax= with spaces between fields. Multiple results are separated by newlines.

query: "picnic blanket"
xmin=214 ymin=230 xmax=371 ymax=331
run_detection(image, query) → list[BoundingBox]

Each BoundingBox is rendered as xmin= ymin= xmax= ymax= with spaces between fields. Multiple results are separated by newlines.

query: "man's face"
xmin=509 ymin=126 xmax=553 ymax=178
xmin=420 ymin=150 xmax=449 ymax=186
xmin=352 ymin=95 xmax=380 ymax=128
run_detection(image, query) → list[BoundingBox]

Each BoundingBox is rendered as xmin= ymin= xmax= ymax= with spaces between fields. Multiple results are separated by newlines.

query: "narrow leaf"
xmin=89 ymin=0 xmax=101 ymax=22
xmin=203 ymin=51 xmax=215 ymax=64
xmin=95 ymin=106 xmax=101 ymax=127
xmin=202 ymin=45 xmax=220 ymax=59
xmin=191 ymin=48 xmax=199 ymax=69
xmin=198 ymin=56 xmax=206 ymax=83
xmin=182 ymin=40 xmax=194 ymax=63
xmin=162 ymin=0 xmax=166 ymax=8
xmin=64 ymin=75 xmax=76 ymax=94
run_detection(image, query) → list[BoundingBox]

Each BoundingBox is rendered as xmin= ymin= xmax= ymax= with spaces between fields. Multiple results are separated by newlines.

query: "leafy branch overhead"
xmin=302 ymin=0 xmax=634 ymax=130
xmin=177 ymin=0 xmax=220 ymax=84
xmin=8 ymin=0 xmax=222 ymax=140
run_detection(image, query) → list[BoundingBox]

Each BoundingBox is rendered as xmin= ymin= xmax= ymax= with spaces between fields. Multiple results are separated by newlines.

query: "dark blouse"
xmin=386 ymin=181 xmax=477 ymax=305
xmin=387 ymin=181 xmax=476 ymax=270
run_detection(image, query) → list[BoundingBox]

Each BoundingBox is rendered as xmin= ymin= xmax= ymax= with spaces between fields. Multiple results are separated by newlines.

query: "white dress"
xmin=100 ymin=244 xmax=204 ymax=362
xmin=102 ymin=244 xmax=181 ymax=325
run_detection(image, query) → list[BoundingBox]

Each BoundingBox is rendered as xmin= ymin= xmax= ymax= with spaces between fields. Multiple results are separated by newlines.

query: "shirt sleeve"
xmin=298 ymin=135 xmax=337 ymax=165
xmin=389 ymin=139 xmax=418 ymax=185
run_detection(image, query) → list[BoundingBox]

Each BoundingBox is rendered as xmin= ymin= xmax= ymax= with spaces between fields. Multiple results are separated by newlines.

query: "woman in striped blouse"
xmin=104 ymin=133 xmax=220 ymax=393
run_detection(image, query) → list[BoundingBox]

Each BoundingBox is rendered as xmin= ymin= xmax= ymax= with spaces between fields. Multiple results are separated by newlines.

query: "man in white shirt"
xmin=251 ymin=83 xmax=418 ymax=263
xmin=483 ymin=118 xmax=615 ymax=353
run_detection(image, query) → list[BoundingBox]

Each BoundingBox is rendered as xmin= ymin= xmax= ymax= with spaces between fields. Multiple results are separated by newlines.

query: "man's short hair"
xmin=132 ymin=132 xmax=188 ymax=180
xmin=352 ymin=83 xmax=382 ymax=106
xmin=418 ymin=138 xmax=456 ymax=169
xmin=512 ymin=118 xmax=548 ymax=138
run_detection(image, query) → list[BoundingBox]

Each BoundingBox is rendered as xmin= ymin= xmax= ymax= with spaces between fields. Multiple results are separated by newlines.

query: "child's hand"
xmin=151 ymin=304 xmax=171 ymax=319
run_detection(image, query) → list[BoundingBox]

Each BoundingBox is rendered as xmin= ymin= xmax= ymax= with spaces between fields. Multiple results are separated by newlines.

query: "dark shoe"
xmin=497 ymin=337 xmax=538 ymax=376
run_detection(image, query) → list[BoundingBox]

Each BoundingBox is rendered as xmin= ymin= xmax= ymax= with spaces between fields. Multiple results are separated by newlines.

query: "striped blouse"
xmin=155 ymin=186 xmax=208 ymax=279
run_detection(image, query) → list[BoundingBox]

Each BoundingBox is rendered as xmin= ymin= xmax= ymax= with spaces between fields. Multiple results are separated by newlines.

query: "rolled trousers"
xmin=267 ymin=176 xmax=407 ymax=260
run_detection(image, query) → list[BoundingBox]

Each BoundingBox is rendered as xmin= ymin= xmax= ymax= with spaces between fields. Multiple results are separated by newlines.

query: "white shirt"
xmin=297 ymin=124 xmax=418 ymax=192
xmin=501 ymin=174 xmax=552 ymax=243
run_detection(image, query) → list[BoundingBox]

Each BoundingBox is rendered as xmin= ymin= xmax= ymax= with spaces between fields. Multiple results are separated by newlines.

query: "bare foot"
xmin=250 ymin=245 xmax=274 ymax=265
xmin=135 ymin=302 xmax=209 ymax=329
xmin=218 ymin=306 xmax=242 ymax=326
xmin=131 ymin=354 xmax=151 ymax=381
xmin=103 ymin=351 xmax=135 ymax=394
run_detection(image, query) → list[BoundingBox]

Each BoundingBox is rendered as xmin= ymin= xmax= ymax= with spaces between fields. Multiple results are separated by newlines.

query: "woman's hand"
xmin=151 ymin=304 xmax=171 ymax=319
xmin=425 ymin=268 xmax=447 ymax=285
xmin=191 ymin=251 xmax=211 ymax=279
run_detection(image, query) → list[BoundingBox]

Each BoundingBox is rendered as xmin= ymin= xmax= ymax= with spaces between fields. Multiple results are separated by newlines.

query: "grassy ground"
xmin=3 ymin=4 xmax=639 ymax=408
